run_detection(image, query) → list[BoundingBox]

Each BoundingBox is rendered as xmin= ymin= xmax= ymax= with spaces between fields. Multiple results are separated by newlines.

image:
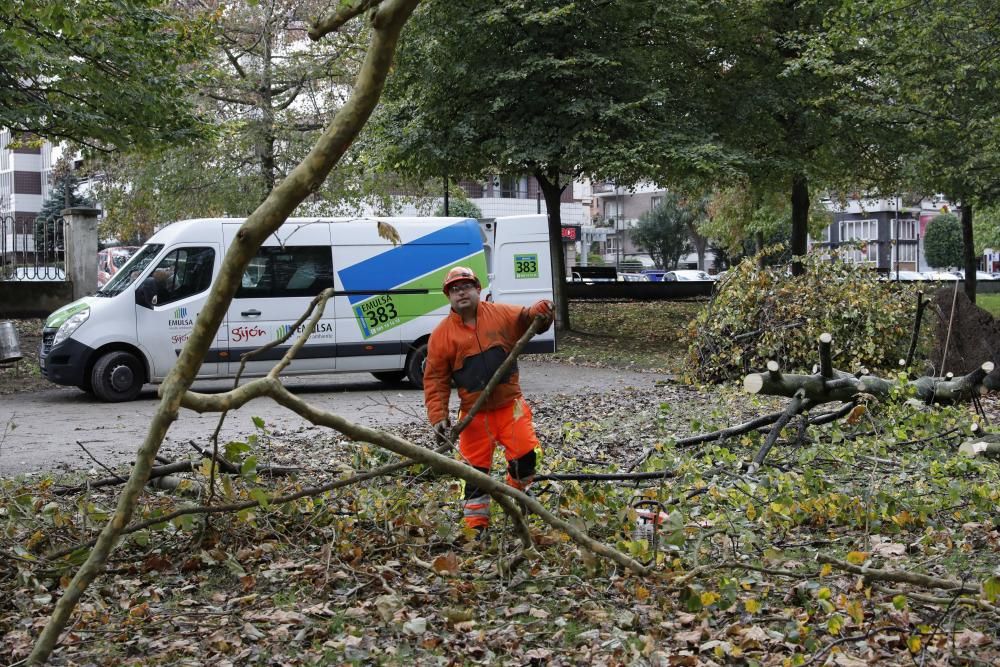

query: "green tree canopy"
xmin=0 ymin=0 xmax=209 ymax=150
xmin=924 ymin=213 xmax=963 ymax=269
xmin=972 ymin=204 xmax=1000 ymax=256
xmin=818 ymin=0 xmax=1000 ymax=300
xmin=368 ymin=0 xmax=725 ymax=328
xmin=34 ymin=163 xmax=92 ymax=259
xmin=696 ymin=0 xmax=902 ymax=276
xmin=632 ymin=194 xmax=696 ymax=270
xmin=92 ymin=0 xmax=370 ymax=241
xmin=434 ymin=197 xmax=482 ymax=219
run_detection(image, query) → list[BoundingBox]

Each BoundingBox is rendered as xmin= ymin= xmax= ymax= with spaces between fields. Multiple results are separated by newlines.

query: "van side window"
xmin=236 ymin=246 xmax=333 ymax=298
xmin=146 ymin=247 xmax=215 ymax=306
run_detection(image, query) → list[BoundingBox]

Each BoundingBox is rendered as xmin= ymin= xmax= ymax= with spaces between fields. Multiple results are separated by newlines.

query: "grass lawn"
xmin=551 ymin=300 xmax=705 ymax=374
xmin=977 ymin=292 xmax=1000 ymax=317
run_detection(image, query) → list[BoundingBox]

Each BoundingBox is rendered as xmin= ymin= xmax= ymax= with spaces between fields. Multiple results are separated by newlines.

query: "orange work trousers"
xmin=458 ymin=397 xmax=539 ymax=529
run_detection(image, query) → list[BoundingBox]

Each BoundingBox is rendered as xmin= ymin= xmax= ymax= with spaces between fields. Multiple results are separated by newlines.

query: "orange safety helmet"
xmin=442 ymin=266 xmax=481 ymax=292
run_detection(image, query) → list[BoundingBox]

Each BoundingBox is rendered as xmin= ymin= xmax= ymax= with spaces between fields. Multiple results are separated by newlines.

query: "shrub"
xmin=923 ymin=213 xmax=962 ymax=269
xmin=685 ymin=247 xmax=924 ymax=382
xmin=434 ymin=198 xmax=482 ymax=219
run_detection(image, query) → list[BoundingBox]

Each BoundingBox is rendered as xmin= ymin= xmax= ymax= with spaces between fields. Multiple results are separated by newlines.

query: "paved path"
xmin=0 ymin=360 xmax=661 ymax=476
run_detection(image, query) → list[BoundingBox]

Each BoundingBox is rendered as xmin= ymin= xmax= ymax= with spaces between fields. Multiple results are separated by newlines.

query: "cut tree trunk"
xmin=743 ymin=334 xmax=995 ymax=406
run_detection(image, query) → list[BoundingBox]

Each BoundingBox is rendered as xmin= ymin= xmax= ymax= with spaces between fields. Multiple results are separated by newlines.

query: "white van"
xmin=39 ymin=215 xmax=555 ymax=401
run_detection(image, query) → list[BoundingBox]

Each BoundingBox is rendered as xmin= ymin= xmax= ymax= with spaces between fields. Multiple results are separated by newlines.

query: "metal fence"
xmin=0 ymin=213 xmax=66 ymax=281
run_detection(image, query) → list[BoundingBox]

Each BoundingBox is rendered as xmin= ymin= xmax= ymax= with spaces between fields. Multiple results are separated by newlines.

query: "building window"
xmin=650 ymin=195 xmax=662 ymax=211
xmin=604 ymin=200 xmax=621 ymax=221
xmin=890 ymin=218 xmax=917 ymax=240
xmin=894 ymin=243 xmax=917 ymax=263
xmin=840 ymin=218 xmax=878 ymax=242
xmin=842 ymin=243 xmax=878 ymax=264
xmin=840 ymin=218 xmax=879 ymax=264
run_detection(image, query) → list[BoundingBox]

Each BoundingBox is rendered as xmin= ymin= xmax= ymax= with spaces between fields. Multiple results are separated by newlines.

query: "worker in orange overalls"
xmin=424 ymin=266 xmax=554 ymax=536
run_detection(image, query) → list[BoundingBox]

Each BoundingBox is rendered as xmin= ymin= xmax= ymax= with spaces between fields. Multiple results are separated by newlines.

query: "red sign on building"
xmin=561 ymin=225 xmax=581 ymax=241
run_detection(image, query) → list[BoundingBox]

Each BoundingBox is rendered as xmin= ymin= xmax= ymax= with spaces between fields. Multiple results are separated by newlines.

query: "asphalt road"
xmin=0 ymin=360 xmax=659 ymax=476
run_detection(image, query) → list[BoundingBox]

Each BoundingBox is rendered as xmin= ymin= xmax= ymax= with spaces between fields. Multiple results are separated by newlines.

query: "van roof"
xmin=147 ymin=216 xmax=480 ymax=243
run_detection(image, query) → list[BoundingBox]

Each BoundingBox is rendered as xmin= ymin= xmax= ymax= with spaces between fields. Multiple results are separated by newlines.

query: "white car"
xmin=883 ymin=270 xmax=926 ymax=281
xmin=950 ymin=270 xmax=996 ymax=281
xmin=664 ymin=269 xmax=715 ymax=281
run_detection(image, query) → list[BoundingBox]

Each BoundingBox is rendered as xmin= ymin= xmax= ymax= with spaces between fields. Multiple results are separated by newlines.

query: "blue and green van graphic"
xmin=338 ymin=220 xmax=489 ymax=339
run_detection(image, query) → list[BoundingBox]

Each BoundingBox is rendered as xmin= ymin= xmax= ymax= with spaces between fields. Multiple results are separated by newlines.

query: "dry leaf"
xmin=432 ymin=552 xmax=460 ymax=575
xmin=377 ymin=220 xmax=401 ymax=245
xmin=845 ymin=404 xmax=867 ymax=425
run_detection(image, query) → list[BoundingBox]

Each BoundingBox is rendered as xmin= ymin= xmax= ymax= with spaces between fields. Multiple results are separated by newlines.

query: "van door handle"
xmin=241 ymin=309 xmax=261 ymax=317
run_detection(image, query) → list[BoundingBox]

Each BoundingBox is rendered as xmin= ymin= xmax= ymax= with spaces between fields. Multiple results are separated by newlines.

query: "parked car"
xmin=642 ymin=270 xmax=666 ymax=282
xmin=948 ymin=270 xmax=996 ymax=281
xmin=618 ymin=272 xmax=650 ymax=282
xmin=97 ymin=246 xmax=138 ymax=288
xmin=664 ymin=269 xmax=715 ymax=281
xmin=882 ymin=270 xmax=926 ymax=281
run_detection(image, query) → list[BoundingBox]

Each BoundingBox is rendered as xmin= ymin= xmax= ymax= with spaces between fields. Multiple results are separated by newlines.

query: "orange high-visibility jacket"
xmin=424 ymin=301 xmax=540 ymax=425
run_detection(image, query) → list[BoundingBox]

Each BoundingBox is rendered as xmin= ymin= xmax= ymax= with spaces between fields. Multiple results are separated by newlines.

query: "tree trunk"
xmin=535 ymin=169 xmax=570 ymax=331
xmin=688 ymin=223 xmax=708 ymax=271
xmin=961 ymin=202 xmax=976 ymax=304
xmin=745 ymin=355 xmax=994 ymax=406
xmin=28 ymin=2 xmax=421 ymax=663
xmin=790 ymin=173 xmax=809 ymax=276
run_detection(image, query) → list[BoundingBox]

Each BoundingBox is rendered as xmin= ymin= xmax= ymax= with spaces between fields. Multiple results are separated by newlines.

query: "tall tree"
xmin=34 ymin=162 xmax=91 ymax=259
xmin=368 ymin=0 xmax=722 ymax=330
xmin=818 ymin=0 xmax=1000 ymax=302
xmin=0 ymin=0 xmax=209 ymax=150
xmin=632 ymin=194 xmax=695 ymax=270
xmin=704 ymin=0 xmax=900 ymax=276
xmin=93 ymin=0 xmax=371 ymax=240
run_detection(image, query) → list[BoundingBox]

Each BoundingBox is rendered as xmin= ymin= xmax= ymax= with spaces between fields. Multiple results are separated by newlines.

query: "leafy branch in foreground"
xmin=27 ymin=1 xmax=421 ymax=663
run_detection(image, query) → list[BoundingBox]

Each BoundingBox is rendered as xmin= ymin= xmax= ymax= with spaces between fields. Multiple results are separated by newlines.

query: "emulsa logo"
xmin=169 ymin=307 xmax=194 ymax=327
xmin=275 ymin=321 xmax=334 ymax=341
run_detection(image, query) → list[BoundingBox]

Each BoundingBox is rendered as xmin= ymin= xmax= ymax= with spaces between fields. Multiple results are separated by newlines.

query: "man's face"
xmin=447 ymin=280 xmax=480 ymax=312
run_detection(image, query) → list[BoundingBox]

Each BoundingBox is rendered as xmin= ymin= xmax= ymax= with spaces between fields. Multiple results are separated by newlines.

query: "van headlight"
xmin=51 ymin=307 xmax=90 ymax=348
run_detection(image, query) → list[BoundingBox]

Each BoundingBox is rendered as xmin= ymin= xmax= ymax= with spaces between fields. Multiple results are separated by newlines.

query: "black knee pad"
xmin=507 ymin=449 xmax=536 ymax=481
xmin=463 ymin=466 xmax=491 ymax=500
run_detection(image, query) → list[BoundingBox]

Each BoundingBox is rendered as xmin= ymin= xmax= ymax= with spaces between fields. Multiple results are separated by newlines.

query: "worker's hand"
xmin=529 ymin=300 xmax=554 ymax=329
xmin=432 ymin=419 xmax=451 ymax=442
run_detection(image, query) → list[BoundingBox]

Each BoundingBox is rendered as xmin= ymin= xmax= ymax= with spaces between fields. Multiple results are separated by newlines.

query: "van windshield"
xmin=97 ymin=244 xmax=164 ymax=296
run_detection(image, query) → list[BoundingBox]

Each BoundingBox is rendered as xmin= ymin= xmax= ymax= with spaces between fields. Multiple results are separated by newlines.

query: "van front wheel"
xmin=92 ymin=351 xmax=144 ymax=402
xmin=406 ymin=343 xmax=428 ymax=389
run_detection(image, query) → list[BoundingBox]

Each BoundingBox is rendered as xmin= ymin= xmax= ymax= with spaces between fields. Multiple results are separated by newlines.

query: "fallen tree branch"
xmin=627 ymin=402 xmax=857 ymax=472
xmin=52 ymin=458 xmax=297 ymax=496
xmin=872 ymin=583 xmax=1000 ymax=616
xmin=817 ymin=554 xmax=980 ymax=594
xmin=746 ymin=388 xmax=810 ymax=476
xmin=178 ymin=378 xmax=649 ymax=576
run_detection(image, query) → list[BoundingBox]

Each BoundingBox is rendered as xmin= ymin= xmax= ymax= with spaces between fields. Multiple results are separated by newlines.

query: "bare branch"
xmin=310 ymin=0 xmax=382 ymax=41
